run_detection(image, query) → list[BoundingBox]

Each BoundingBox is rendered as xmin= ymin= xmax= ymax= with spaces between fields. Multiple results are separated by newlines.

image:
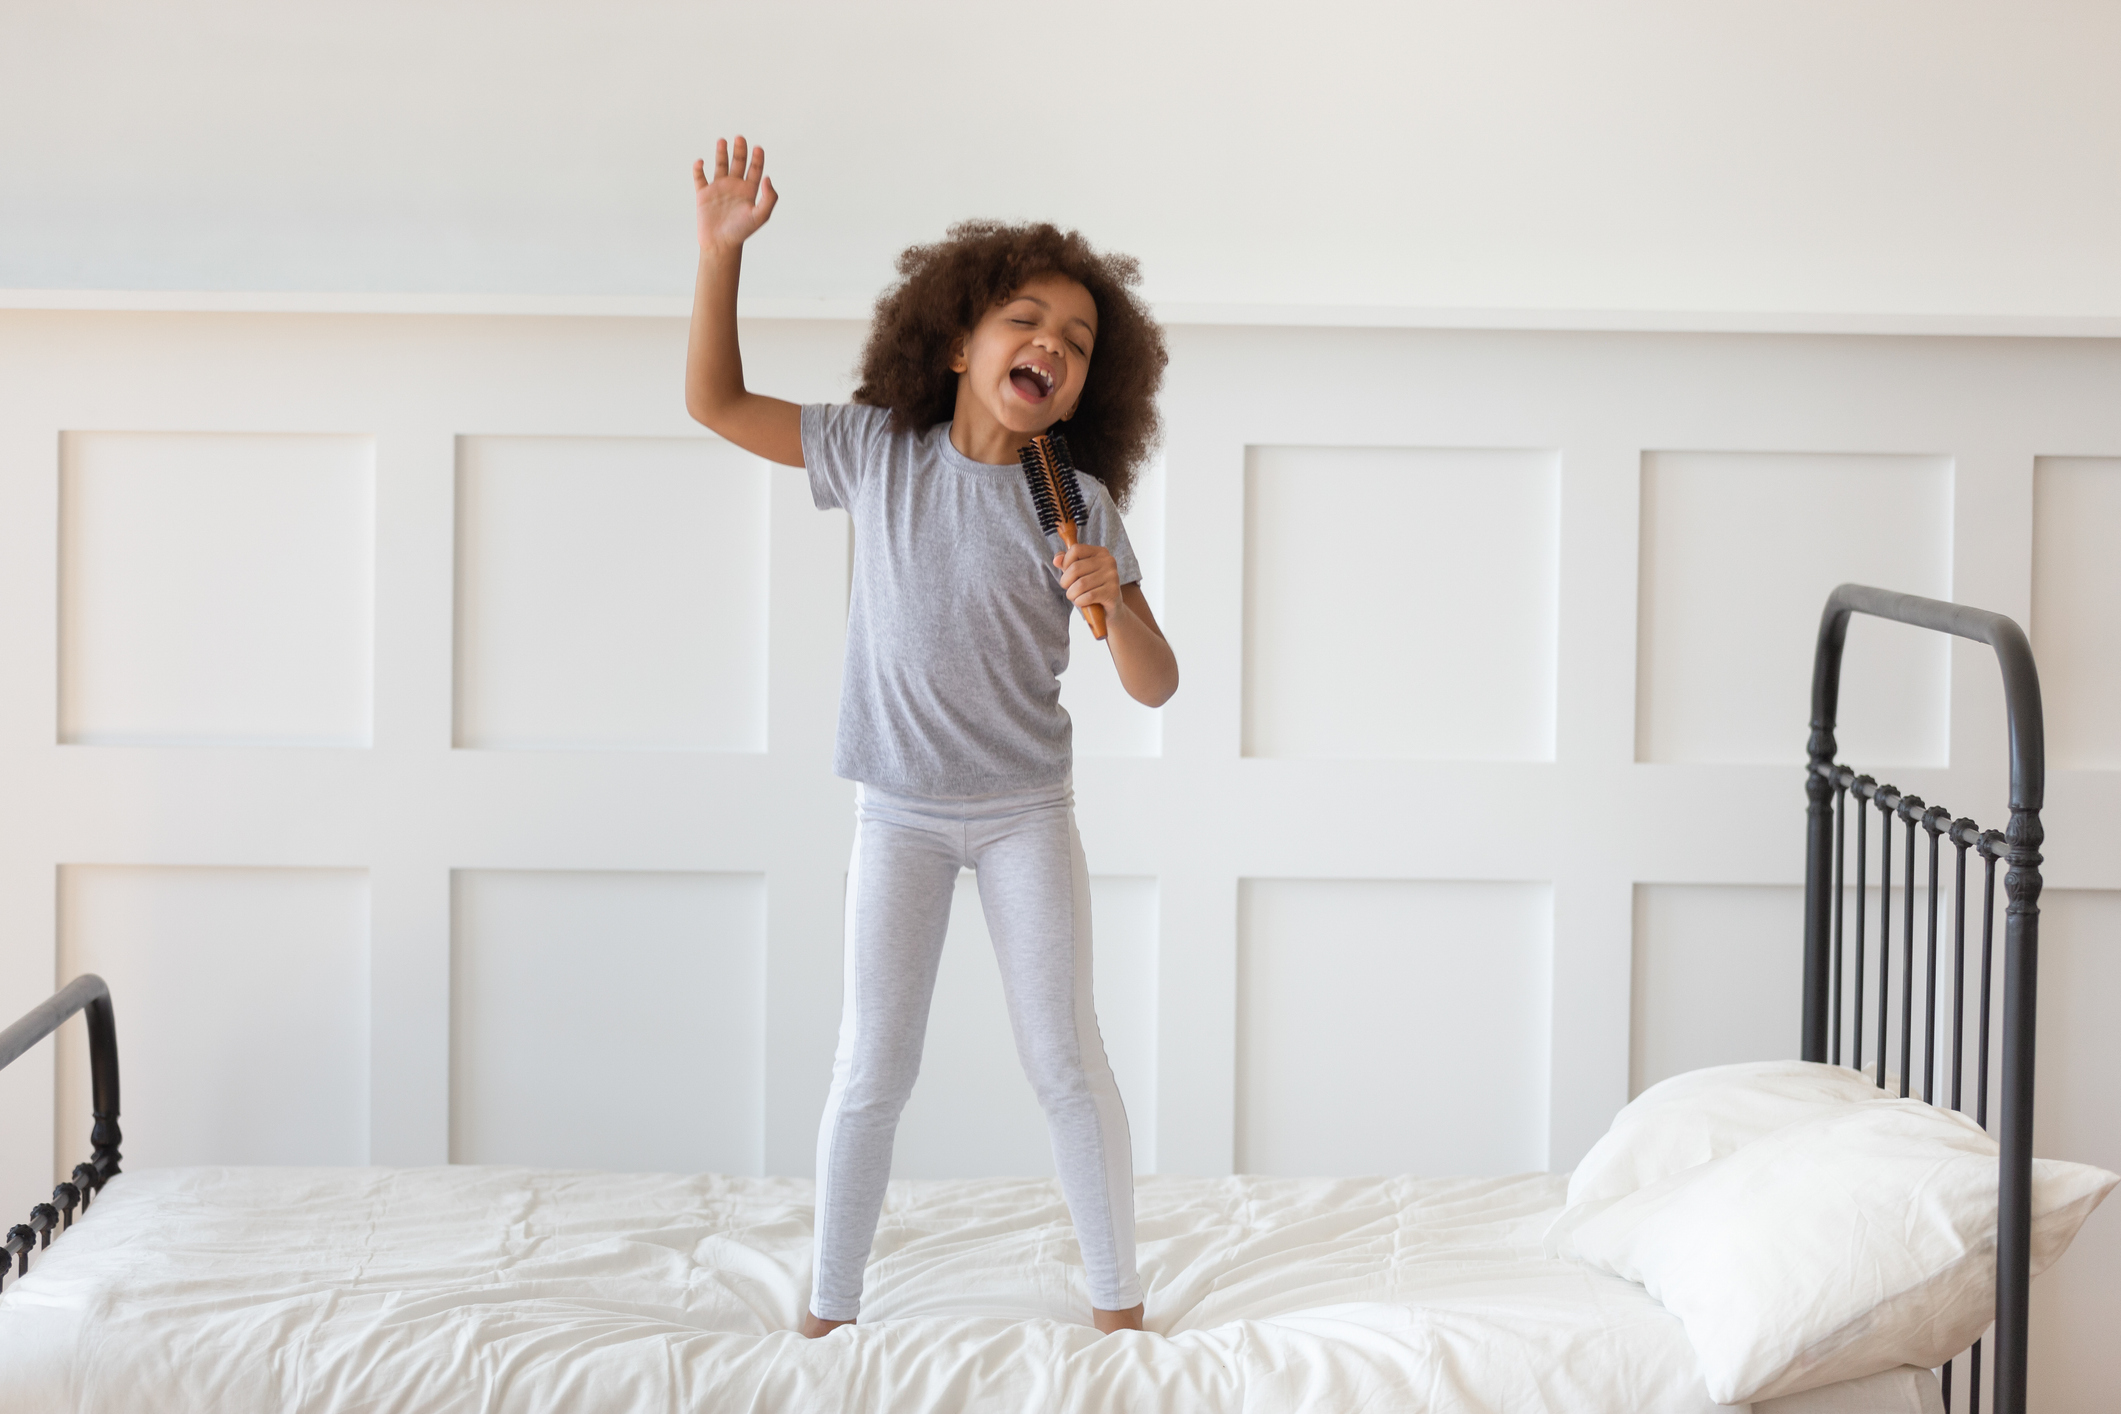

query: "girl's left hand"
xmin=1055 ymin=544 xmax=1124 ymax=617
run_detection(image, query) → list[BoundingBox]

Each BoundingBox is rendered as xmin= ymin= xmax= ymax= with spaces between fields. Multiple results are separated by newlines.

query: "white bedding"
xmin=0 ymin=1166 xmax=1941 ymax=1414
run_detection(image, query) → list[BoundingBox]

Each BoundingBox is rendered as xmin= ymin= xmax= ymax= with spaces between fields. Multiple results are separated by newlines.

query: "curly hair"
xmin=853 ymin=220 xmax=1166 ymax=510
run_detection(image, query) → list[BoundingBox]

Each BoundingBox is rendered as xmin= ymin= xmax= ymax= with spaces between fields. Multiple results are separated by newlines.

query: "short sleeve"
xmin=801 ymin=403 xmax=893 ymax=511
xmin=1079 ymin=476 xmax=1142 ymax=587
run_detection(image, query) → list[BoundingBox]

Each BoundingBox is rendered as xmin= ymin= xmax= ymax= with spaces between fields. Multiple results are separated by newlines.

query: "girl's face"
xmin=949 ymin=272 xmax=1098 ymax=438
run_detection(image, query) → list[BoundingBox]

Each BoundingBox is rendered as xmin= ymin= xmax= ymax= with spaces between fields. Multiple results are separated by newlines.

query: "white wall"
xmin=5 ymin=1 xmax=2121 ymax=322
xmin=3 ymin=316 xmax=2116 ymax=1407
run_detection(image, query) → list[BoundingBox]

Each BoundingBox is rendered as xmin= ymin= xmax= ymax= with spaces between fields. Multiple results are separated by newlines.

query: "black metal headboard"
xmin=1803 ymin=583 xmax=2042 ymax=1414
xmin=0 ymin=973 xmax=123 ymax=1281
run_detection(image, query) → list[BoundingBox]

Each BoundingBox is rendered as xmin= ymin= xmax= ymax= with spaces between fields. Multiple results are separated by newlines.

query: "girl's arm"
xmin=686 ymin=137 xmax=803 ymax=466
xmin=1057 ymin=547 xmax=1180 ymax=707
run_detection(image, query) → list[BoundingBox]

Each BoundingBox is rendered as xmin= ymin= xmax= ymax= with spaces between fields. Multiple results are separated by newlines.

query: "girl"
xmin=684 ymin=137 xmax=1178 ymax=1338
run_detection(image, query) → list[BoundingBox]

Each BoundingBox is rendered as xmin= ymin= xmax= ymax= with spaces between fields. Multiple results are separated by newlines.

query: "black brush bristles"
xmin=1021 ymin=432 xmax=1090 ymax=540
xmin=1018 ymin=443 xmax=1062 ymax=535
xmin=1045 ymin=432 xmax=1093 ymax=529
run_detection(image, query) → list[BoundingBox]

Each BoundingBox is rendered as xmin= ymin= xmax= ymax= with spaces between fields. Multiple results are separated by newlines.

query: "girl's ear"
xmin=948 ymin=335 xmax=968 ymax=375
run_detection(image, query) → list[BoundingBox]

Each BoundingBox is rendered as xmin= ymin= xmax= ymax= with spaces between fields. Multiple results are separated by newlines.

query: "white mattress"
xmin=0 ymin=1166 xmax=1941 ymax=1414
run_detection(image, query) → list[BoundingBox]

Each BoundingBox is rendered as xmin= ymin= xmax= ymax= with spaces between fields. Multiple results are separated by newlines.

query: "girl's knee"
xmin=1023 ymin=1048 xmax=1107 ymax=1110
xmin=839 ymin=1061 xmax=922 ymax=1119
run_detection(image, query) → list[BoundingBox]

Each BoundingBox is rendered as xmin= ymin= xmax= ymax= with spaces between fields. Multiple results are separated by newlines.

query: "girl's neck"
xmin=946 ymin=386 xmax=1042 ymax=466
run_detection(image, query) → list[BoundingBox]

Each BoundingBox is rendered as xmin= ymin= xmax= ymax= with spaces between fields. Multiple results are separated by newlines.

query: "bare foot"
xmin=1092 ymin=1303 xmax=1146 ymax=1335
xmin=800 ymin=1311 xmax=855 ymax=1338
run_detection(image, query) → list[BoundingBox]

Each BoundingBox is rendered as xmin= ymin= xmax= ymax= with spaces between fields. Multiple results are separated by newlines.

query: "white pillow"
xmin=1568 ymin=1098 xmax=2118 ymax=1404
xmin=1568 ymin=1060 xmax=1892 ymax=1208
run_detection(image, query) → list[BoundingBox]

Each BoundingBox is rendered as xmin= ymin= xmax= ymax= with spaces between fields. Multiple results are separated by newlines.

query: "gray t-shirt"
xmin=803 ymin=402 xmax=1141 ymax=798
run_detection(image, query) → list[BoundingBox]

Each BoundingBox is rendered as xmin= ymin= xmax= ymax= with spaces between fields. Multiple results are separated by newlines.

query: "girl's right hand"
xmin=693 ymin=136 xmax=779 ymax=253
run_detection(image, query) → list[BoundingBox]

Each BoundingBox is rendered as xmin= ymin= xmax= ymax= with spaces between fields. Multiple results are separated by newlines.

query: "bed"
xmin=0 ymin=586 xmax=2080 ymax=1412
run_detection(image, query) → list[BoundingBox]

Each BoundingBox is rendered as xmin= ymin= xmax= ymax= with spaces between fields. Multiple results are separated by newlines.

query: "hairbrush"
xmin=1018 ymin=430 xmax=1107 ymax=640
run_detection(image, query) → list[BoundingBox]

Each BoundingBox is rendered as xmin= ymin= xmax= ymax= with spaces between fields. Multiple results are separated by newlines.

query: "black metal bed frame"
xmin=1804 ymin=583 xmax=2041 ymax=1414
xmin=0 ymin=583 xmax=2047 ymax=1412
xmin=0 ymin=973 xmax=122 ymax=1279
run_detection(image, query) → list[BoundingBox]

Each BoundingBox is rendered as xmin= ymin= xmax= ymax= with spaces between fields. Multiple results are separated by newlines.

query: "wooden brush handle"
xmin=1054 ymin=520 xmax=1108 ymax=640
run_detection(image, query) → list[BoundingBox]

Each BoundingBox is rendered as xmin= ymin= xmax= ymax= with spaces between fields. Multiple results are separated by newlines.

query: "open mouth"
xmin=1009 ymin=362 xmax=1055 ymax=402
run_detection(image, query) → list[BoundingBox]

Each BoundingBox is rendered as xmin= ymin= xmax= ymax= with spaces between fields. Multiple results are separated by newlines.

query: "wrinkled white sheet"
xmin=0 ymin=1167 xmax=1939 ymax=1414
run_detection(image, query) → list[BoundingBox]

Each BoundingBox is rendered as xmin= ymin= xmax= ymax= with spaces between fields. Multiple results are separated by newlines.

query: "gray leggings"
xmin=809 ymin=780 xmax=1141 ymax=1321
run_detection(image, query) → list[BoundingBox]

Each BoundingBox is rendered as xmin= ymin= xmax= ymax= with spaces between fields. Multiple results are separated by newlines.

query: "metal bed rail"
xmin=0 ymin=973 xmax=123 ymax=1288
xmin=1803 ymin=583 xmax=2043 ymax=1414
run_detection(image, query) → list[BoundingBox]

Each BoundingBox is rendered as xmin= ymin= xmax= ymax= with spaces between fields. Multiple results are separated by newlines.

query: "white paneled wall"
xmin=2028 ymin=890 xmax=2121 ymax=1409
xmin=449 ymin=869 xmax=765 ymax=1172
xmin=1243 ymin=446 xmax=1559 ymax=762
xmin=1237 ymin=879 xmax=1552 ymax=1175
xmin=1631 ymin=884 xmax=1803 ymax=1096
xmin=56 ymin=866 xmax=371 ymax=1167
xmin=59 ymin=432 xmax=375 ymax=747
xmin=2032 ymin=458 xmax=2121 ymax=769
xmin=1637 ymin=451 xmax=1953 ymax=767
xmin=454 ymin=436 xmax=770 ymax=752
xmin=3 ymin=311 xmax=2119 ymax=1401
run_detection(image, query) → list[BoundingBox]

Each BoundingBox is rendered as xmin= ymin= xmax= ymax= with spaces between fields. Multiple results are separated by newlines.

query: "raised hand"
xmin=684 ymin=134 xmax=803 ymax=465
xmin=693 ymin=136 xmax=779 ymax=253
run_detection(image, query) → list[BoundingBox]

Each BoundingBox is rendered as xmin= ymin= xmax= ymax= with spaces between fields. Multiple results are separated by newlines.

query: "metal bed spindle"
xmin=1805 ymin=583 xmax=2043 ymax=1414
xmin=1898 ymin=794 xmax=1917 ymax=1101
xmin=1852 ymin=779 xmax=1870 ymax=1067
xmin=1830 ymin=777 xmax=1847 ymax=1066
xmin=1944 ymin=819 xmax=1967 ymax=1412
xmin=1878 ymin=784 xmax=1893 ymax=1092
xmin=1921 ymin=807 xmax=1944 ymax=1106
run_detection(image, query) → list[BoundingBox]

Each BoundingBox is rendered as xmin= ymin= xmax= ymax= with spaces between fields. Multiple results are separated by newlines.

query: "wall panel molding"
xmin=453 ymin=435 xmax=769 ymax=753
xmin=1237 ymin=878 xmax=1553 ymax=1175
xmin=1242 ymin=445 xmax=1559 ymax=763
xmin=1636 ymin=450 xmax=1953 ymax=768
xmin=450 ymin=868 xmax=766 ymax=1173
xmin=56 ymin=865 xmax=371 ymax=1167
xmin=59 ymin=431 xmax=375 ymax=747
